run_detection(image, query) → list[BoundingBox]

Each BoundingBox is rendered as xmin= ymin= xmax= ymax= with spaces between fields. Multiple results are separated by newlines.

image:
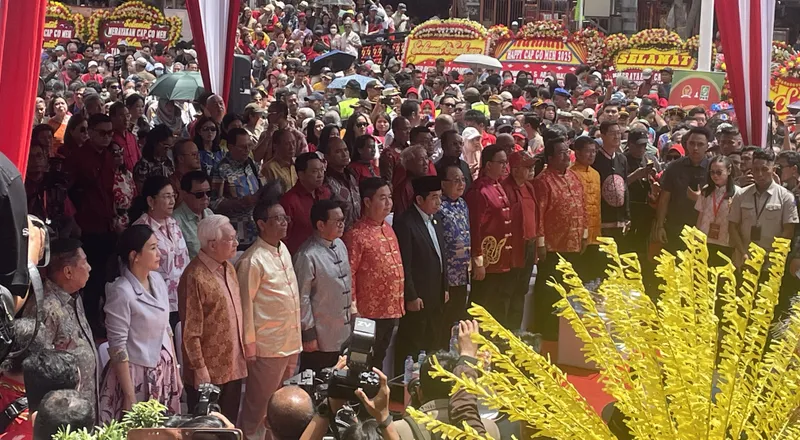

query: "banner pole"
xmin=698 ymin=0 xmax=714 ymax=71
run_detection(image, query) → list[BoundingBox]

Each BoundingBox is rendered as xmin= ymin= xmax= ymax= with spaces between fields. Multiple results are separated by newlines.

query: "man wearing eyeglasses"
xmin=292 ymin=199 xmax=352 ymax=373
xmin=174 ymin=171 xmax=215 ymax=259
xmin=64 ymin=114 xmax=117 ymax=336
xmin=236 ymin=197 xmax=301 ymax=440
xmin=178 ymin=214 xmax=247 ymax=422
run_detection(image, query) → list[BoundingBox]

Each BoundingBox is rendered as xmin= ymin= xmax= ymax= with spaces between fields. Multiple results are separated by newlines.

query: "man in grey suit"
xmin=293 ymin=199 xmax=353 ymax=373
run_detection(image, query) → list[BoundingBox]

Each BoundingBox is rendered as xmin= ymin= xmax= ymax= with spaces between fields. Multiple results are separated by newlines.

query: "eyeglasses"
xmin=94 ymin=129 xmax=113 ymax=137
xmin=267 ymin=215 xmax=292 ymax=223
xmin=709 ymin=169 xmax=727 ymax=176
xmin=201 ymin=126 xmax=218 ymax=133
xmin=190 ymin=190 xmax=212 ymax=198
xmin=214 ymin=236 xmax=239 ymax=244
xmin=444 ymin=177 xmax=466 ymax=183
xmin=327 ymin=218 xmax=345 ymax=226
xmin=441 ymin=102 xmax=455 ymax=108
xmin=356 ymin=122 xmax=369 ymax=128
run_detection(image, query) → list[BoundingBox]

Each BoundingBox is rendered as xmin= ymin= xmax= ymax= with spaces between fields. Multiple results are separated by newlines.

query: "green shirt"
xmin=173 ymin=202 xmax=214 ymax=259
xmin=338 ymin=97 xmax=359 ymax=120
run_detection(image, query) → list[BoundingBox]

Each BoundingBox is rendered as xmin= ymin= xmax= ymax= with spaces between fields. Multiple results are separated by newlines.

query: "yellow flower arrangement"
xmin=410 ymin=227 xmax=800 ymax=439
xmin=87 ymin=1 xmax=182 ymax=47
xmin=629 ymin=28 xmax=683 ymax=49
xmin=574 ymin=28 xmax=605 ymax=67
xmin=601 ymin=33 xmax=629 ymax=68
xmin=46 ymin=1 xmax=85 ymax=40
xmin=519 ymin=20 xmax=569 ymax=41
xmin=408 ymin=18 xmax=487 ymax=40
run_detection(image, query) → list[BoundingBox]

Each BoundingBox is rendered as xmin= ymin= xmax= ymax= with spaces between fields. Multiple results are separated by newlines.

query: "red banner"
xmin=493 ymin=38 xmax=586 ymax=79
xmin=43 ymin=18 xmax=77 ymax=48
xmin=99 ymin=19 xmax=172 ymax=49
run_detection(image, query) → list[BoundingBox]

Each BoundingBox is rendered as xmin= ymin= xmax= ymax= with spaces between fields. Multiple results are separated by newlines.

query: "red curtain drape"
xmin=185 ymin=0 xmax=240 ymax=104
xmin=715 ymin=0 xmax=775 ymax=147
xmin=0 ymin=0 xmax=47 ymax=176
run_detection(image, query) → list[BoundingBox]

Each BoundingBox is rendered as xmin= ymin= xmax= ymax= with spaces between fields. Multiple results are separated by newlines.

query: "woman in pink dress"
xmin=129 ymin=176 xmax=189 ymax=329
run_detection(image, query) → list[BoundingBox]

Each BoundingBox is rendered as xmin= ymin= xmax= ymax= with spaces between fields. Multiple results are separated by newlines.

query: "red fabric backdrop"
xmin=715 ymin=0 xmax=775 ymax=147
xmin=185 ymin=0 xmax=240 ymax=104
xmin=0 ymin=0 xmax=47 ymax=176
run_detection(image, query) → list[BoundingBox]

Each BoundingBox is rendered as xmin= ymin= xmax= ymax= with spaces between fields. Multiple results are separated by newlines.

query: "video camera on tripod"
xmin=284 ymin=317 xmax=380 ymax=403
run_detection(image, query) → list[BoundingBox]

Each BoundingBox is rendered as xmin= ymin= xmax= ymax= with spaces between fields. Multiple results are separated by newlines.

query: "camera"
xmin=193 ymin=383 xmax=221 ymax=416
xmin=284 ymin=318 xmax=380 ymax=402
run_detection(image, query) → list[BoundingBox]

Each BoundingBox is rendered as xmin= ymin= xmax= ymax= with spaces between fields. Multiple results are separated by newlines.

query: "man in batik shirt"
xmin=532 ymin=136 xmax=588 ymax=361
xmin=343 ymin=177 xmax=404 ymax=369
xmin=212 ymin=127 xmax=263 ymax=249
xmin=23 ymin=238 xmax=99 ymax=418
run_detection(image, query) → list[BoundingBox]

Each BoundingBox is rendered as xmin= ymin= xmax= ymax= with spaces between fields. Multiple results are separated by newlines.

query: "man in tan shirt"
xmin=177 ymin=214 xmax=247 ymax=422
xmin=236 ymin=197 xmax=302 ymax=440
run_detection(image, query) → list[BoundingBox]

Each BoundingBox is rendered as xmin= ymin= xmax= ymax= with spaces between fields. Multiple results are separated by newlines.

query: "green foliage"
xmin=51 ymin=400 xmax=169 ymax=440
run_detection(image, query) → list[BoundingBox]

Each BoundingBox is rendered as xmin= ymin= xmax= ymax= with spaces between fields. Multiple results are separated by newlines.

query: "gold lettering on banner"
xmin=481 ymin=236 xmax=506 ymax=266
xmin=123 ymin=19 xmax=155 ymax=29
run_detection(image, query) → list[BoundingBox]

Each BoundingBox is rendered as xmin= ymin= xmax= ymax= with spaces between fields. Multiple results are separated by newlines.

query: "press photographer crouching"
xmin=293 ymin=320 xmax=499 ymax=440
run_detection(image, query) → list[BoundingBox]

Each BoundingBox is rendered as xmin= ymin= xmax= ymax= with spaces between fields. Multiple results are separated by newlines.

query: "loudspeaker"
xmin=228 ymin=54 xmax=252 ymax=115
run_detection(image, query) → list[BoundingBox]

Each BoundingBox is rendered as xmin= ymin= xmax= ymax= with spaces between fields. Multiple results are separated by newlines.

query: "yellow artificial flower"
xmin=410 ymin=227 xmax=800 ymax=440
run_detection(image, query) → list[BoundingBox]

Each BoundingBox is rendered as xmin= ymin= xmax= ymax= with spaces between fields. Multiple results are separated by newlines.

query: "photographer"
xmin=31 ymin=390 xmax=94 ymax=440
xmin=0 ymin=319 xmax=49 ymax=437
xmin=22 ymin=350 xmax=80 ymax=416
xmin=393 ymin=320 xmax=500 ymax=440
xmin=299 ymin=356 xmax=398 ymax=440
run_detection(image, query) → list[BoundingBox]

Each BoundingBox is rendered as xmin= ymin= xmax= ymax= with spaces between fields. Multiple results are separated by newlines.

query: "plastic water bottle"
xmin=418 ymin=350 xmax=427 ymax=368
xmin=403 ymin=356 xmax=414 ymax=384
xmin=449 ymin=323 xmax=459 ymax=353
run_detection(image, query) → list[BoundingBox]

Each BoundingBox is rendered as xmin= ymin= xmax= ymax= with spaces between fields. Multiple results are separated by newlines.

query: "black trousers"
xmin=394 ymin=304 xmax=445 ymax=375
xmin=442 ymin=284 xmax=469 ymax=330
xmin=507 ymin=244 xmax=536 ymax=331
xmin=81 ymin=232 xmax=117 ymax=338
xmin=532 ymin=251 xmax=580 ymax=341
xmin=470 ymin=271 xmax=515 ymax=327
xmin=371 ymin=318 xmax=398 ymax=370
xmin=300 ymin=351 xmax=340 ymax=374
xmin=186 ymin=379 xmax=243 ymax=422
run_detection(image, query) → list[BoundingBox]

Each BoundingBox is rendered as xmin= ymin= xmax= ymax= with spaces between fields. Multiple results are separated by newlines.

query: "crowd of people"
xmin=9 ymin=1 xmax=800 ymax=440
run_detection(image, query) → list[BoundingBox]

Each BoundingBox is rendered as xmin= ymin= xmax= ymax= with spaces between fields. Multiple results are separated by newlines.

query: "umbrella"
xmin=310 ymin=50 xmax=356 ymax=75
xmin=149 ymin=71 xmax=204 ymax=101
xmin=329 ymin=74 xmax=376 ymax=90
xmin=453 ymin=54 xmax=503 ymax=70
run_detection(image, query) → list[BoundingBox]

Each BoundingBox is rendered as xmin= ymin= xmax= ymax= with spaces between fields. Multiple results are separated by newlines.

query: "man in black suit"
xmin=393 ymin=175 xmax=449 ymax=373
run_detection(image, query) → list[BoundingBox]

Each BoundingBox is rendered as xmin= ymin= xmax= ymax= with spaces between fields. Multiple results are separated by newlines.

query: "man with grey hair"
xmin=177 ymin=214 xmax=247 ymax=421
xmin=322 ymin=110 xmax=341 ymax=127
xmin=394 ymin=144 xmax=430 ymax=214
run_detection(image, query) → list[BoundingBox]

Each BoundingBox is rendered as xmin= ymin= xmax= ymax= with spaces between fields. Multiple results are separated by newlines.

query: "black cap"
xmin=50 ymin=238 xmax=83 ymax=255
xmin=412 ymin=175 xmax=442 ymax=196
xmin=627 ymin=128 xmax=649 ymax=146
xmin=346 ymin=79 xmax=361 ymax=91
